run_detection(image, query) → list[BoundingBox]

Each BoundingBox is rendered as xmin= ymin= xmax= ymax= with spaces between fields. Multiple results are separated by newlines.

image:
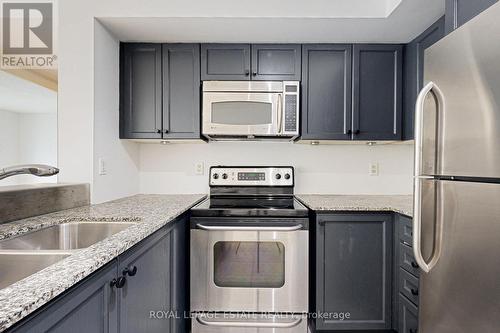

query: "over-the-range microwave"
xmin=202 ymin=81 xmax=300 ymax=141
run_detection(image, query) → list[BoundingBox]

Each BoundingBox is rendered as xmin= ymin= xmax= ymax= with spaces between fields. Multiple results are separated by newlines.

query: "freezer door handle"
xmin=413 ymin=177 xmax=444 ymax=273
xmin=414 ymin=81 xmax=445 ymax=177
xmin=196 ymin=316 xmax=303 ymax=328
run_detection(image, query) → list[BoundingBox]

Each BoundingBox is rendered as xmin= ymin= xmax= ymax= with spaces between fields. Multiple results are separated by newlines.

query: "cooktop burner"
xmin=190 ymin=196 xmax=309 ymax=217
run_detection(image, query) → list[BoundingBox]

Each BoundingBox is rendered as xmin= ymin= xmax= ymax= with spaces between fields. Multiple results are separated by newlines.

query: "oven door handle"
xmin=195 ymin=224 xmax=303 ymax=231
xmin=196 ymin=316 xmax=303 ymax=328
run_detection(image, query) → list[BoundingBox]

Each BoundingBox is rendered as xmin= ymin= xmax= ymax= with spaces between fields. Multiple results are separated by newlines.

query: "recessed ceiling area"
xmin=99 ymin=0 xmax=444 ymax=43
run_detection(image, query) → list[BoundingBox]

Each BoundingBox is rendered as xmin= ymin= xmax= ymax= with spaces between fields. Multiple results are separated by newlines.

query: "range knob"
xmin=275 ymin=174 xmax=282 ymax=180
xmin=222 ymin=173 xmax=228 ymax=180
xmin=213 ymin=173 xmax=219 ymax=180
xmin=284 ymin=173 xmax=291 ymax=180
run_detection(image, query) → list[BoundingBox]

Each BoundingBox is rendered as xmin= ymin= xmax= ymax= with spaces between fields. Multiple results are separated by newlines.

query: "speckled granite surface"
xmin=296 ymin=194 xmax=413 ymax=217
xmin=0 ymin=194 xmax=205 ymax=332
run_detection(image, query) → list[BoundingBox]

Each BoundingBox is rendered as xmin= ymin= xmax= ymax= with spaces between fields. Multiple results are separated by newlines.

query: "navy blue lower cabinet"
xmin=315 ymin=213 xmax=393 ymax=331
xmin=394 ymin=214 xmax=420 ymax=333
xmin=7 ymin=261 xmax=118 ymax=333
xmin=7 ymin=216 xmax=188 ymax=333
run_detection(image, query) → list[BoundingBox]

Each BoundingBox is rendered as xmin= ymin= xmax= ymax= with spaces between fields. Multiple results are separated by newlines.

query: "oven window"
xmin=213 ymin=241 xmax=285 ymax=288
xmin=211 ymin=101 xmax=273 ymax=125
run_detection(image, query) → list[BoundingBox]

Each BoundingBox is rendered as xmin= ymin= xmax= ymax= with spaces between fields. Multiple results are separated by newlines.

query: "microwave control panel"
xmin=283 ymin=82 xmax=300 ymax=134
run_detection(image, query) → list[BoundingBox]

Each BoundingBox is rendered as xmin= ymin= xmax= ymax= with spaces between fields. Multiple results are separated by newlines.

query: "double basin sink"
xmin=0 ymin=221 xmax=136 ymax=290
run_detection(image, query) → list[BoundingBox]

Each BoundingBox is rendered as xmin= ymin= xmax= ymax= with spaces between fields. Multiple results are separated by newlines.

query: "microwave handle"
xmin=277 ymin=93 xmax=283 ymax=134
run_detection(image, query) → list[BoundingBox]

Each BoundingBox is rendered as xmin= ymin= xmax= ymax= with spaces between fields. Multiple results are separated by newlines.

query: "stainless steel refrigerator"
xmin=413 ymin=3 xmax=500 ymax=332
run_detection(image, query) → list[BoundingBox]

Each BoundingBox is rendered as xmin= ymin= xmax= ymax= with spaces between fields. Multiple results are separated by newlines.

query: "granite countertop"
xmin=0 ymin=194 xmax=205 ymax=332
xmin=296 ymin=194 xmax=413 ymax=217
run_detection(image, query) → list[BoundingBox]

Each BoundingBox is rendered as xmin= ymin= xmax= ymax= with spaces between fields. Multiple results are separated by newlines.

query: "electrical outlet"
xmin=369 ymin=162 xmax=379 ymax=176
xmin=195 ymin=162 xmax=204 ymax=175
xmin=98 ymin=158 xmax=107 ymax=176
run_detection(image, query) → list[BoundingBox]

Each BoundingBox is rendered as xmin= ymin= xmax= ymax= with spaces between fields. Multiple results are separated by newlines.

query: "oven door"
xmin=190 ymin=220 xmax=308 ymax=313
xmin=202 ymin=92 xmax=282 ymax=136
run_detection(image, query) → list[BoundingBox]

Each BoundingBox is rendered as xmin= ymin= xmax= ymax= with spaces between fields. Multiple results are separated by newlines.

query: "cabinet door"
xmin=251 ymin=44 xmax=301 ymax=80
xmin=120 ymin=43 xmax=162 ymax=139
xmin=316 ymin=214 xmax=393 ymax=331
xmin=10 ymin=262 xmax=118 ymax=333
xmin=398 ymin=294 xmax=419 ymax=333
xmin=352 ymin=44 xmax=403 ymax=140
xmin=301 ymin=44 xmax=352 ymax=140
xmin=162 ymin=44 xmax=201 ymax=139
xmin=118 ymin=227 xmax=173 ymax=333
xmin=445 ymin=0 xmax=498 ymax=33
xmin=403 ymin=17 xmax=445 ymax=140
xmin=201 ymin=44 xmax=251 ymax=80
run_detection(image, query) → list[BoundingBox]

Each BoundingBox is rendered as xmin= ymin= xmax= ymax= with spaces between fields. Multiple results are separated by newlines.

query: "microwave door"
xmin=203 ymin=93 xmax=280 ymax=136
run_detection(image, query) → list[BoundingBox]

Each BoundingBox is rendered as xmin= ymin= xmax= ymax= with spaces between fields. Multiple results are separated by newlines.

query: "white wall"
xmin=0 ymin=110 xmax=57 ymax=186
xmin=0 ymin=110 xmax=20 ymax=186
xmin=140 ymin=142 xmax=414 ymax=195
xmin=92 ymin=21 xmax=140 ymax=204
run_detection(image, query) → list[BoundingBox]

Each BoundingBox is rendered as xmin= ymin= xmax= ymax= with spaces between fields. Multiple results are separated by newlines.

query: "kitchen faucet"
xmin=0 ymin=164 xmax=59 ymax=180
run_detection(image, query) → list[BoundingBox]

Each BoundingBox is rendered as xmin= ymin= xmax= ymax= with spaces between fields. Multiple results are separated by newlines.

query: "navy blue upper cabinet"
xmin=162 ymin=44 xmax=201 ymax=139
xmin=352 ymin=44 xmax=403 ymax=141
xmin=403 ymin=17 xmax=445 ymax=140
xmin=251 ymin=44 xmax=301 ymax=80
xmin=301 ymin=44 xmax=352 ymax=140
xmin=120 ymin=43 xmax=162 ymax=139
xmin=201 ymin=44 xmax=301 ymax=81
xmin=120 ymin=43 xmax=201 ymax=140
xmin=445 ymin=0 xmax=498 ymax=33
xmin=201 ymin=44 xmax=251 ymax=80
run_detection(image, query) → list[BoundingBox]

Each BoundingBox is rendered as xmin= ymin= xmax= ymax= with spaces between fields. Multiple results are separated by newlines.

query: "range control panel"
xmin=209 ymin=167 xmax=294 ymax=187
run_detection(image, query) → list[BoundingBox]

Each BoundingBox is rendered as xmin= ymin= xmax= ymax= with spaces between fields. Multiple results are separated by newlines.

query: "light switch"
xmin=98 ymin=158 xmax=107 ymax=176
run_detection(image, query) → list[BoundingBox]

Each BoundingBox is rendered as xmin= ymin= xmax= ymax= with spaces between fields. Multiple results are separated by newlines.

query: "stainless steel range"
xmin=190 ymin=166 xmax=309 ymax=333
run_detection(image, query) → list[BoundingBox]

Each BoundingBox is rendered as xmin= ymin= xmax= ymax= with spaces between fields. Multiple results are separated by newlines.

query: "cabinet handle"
xmin=110 ymin=276 xmax=126 ymax=289
xmin=354 ymin=129 xmax=360 ymax=135
xmin=244 ymin=70 xmax=250 ymax=76
xmin=410 ymin=329 xmax=418 ymax=333
xmin=156 ymin=129 xmax=161 ymax=134
xmin=347 ymin=129 xmax=352 ymax=135
xmin=164 ymin=129 xmax=169 ymax=134
xmin=123 ymin=265 xmax=138 ymax=277
xmin=411 ymin=261 xmax=419 ymax=268
xmin=252 ymin=71 xmax=257 ymax=76
xmin=411 ymin=288 xmax=419 ymax=296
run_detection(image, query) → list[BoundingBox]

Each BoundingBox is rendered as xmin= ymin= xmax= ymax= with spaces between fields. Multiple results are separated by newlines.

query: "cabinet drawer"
xmin=399 ymin=243 xmax=420 ymax=277
xmin=399 ymin=268 xmax=419 ymax=306
xmin=398 ymin=215 xmax=413 ymax=245
xmin=398 ymin=294 xmax=419 ymax=333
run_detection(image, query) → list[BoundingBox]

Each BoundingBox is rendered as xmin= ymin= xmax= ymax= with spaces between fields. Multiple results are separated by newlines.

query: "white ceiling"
xmin=99 ymin=0 xmax=445 ymax=43
xmin=0 ymin=71 xmax=57 ymax=114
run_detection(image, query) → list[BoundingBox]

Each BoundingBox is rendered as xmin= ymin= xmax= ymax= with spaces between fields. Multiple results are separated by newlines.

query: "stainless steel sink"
xmin=0 ymin=253 xmax=70 ymax=289
xmin=0 ymin=222 xmax=136 ymax=251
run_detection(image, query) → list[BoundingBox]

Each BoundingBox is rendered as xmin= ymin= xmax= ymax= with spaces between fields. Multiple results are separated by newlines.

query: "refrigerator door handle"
xmin=413 ymin=81 xmax=445 ymax=273
xmin=414 ymin=81 xmax=445 ymax=177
